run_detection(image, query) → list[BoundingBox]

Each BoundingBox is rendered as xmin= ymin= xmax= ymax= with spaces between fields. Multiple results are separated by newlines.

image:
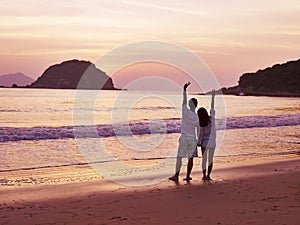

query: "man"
xmin=169 ymin=82 xmax=199 ymax=182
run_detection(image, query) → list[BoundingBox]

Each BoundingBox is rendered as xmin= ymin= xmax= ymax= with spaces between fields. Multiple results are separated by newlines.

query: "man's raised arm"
xmin=183 ymin=82 xmax=191 ymax=105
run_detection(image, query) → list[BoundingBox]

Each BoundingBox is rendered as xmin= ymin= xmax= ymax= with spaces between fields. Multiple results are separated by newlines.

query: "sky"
xmin=1 ymin=0 xmax=299 ymax=89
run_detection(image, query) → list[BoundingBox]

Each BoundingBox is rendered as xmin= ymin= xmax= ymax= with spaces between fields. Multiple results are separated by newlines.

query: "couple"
xmin=169 ymin=82 xmax=216 ymax=182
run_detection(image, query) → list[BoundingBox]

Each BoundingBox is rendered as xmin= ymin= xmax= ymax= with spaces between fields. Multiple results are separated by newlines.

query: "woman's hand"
xmin=212 ymin=89 xmax=215 ymax=98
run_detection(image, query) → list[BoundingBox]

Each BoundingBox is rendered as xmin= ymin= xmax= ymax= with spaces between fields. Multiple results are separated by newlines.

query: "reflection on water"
xmin=1 ymin=126 xmax=299 ymax=171
xmin=0 ymin=88 xmax=299 ymax=173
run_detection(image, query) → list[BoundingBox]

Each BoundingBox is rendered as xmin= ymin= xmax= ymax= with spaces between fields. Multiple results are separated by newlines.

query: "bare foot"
xmin=168 ymin=175 xmax=179 ymax=182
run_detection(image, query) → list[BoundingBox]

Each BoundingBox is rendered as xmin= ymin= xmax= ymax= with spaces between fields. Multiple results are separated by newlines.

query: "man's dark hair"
xmin=189 ymin=98 xmax=198 ymax=108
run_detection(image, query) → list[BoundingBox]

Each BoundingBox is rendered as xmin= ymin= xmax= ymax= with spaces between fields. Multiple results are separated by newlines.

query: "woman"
xmin=197 ymin=90 xmax=216 ymax=181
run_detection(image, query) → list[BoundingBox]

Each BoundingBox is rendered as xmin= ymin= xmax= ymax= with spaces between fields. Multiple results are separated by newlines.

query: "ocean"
xmin=0 ymin=88 xmax=299 ymax=185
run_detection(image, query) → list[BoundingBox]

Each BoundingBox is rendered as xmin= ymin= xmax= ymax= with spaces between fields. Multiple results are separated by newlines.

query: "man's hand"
xmin=184 ymin=82 xmax=191 ymax=90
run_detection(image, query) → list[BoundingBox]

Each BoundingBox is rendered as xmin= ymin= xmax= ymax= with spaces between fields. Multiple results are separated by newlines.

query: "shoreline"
xmin=222 ymin=92 xmax=300 ymax=98
xmin=0 ymin=153 xmax=298 ymax=188
xmin=1 ymin=155 xmax=299 ymax=224
xmin=1 ymin=86 xmax=300 ymax=98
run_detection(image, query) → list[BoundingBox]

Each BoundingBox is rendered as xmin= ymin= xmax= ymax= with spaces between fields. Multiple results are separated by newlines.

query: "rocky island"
xmin=29 ymin=59 xmax=118 ymax=90
xmin=222 ymin=59 xmax=300 ymax=97
xmin=0 ymin=72 xmax=34 ymax=87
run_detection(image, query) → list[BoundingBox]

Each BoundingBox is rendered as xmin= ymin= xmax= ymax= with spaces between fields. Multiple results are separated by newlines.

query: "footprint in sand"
xmin=110 ymin=216 xmax=128 ymax=221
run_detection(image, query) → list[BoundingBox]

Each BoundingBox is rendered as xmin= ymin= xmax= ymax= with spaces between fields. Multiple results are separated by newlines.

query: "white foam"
xmin=0 ymin=114 xmax=299 ymax=142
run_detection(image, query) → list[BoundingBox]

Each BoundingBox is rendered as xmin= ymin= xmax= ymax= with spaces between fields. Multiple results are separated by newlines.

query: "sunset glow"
xmin=1 ymin=0 xmax=299 ymax=87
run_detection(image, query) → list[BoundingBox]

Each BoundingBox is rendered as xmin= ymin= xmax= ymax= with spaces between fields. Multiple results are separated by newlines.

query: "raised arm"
xmin=210 ymin=89 xmax=216 ymax=137
xmin=182 ymin=82 xmax=191 ymax=105
xmin=211 ymin=89 xmax=215 ymax=110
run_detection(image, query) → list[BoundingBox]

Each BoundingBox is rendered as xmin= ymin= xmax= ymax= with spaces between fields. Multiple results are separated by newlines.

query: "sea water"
xmin=0 ymin=88 xmax=299 ymax=173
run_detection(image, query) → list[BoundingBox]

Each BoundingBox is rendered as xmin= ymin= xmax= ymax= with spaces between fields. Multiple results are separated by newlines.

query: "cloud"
xmin=122 ymin=0 xmax=210 ymax=16
xmin=0 ymin=0 xmax=85 ymax=17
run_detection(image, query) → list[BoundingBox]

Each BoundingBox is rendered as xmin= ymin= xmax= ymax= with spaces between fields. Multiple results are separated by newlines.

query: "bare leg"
xmin=169 ymin=157 xmax=182 ymax=181
xmin=201 ymin=147 xmax=207 ymax=180
xmin=207 ymin=163 xmax=213 ymax=180
xmin=207 ymin=148 xmax=215 ymax=180
xmin=186 ymin=157 xmax=193 ymax=180
xmin=175 ymin=157 xmax=182 ymax=175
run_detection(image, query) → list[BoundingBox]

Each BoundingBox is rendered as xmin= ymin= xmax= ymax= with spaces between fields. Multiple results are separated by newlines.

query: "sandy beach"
xmin=0 ymin=155 xmax=299 ymax=225
xmin=1 ymin=0 xmax=300 ymax=224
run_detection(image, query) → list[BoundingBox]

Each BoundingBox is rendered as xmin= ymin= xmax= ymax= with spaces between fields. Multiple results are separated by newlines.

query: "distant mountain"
xmin=0 ymin=72 xmax=34 ymax=87
xmin=222 ymin=59 xmax=300 ymax=97
xmin=29 ymin=59 xmax=117 ymax=90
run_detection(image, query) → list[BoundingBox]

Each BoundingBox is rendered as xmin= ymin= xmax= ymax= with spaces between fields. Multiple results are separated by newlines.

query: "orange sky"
xmin=1 ymin=0 xmax=299 ymax=88
xmin=111 ymin=62 xmax=204 ymax=91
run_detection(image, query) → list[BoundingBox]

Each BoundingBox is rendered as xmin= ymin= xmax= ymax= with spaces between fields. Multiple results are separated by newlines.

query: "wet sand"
xmin=0 ymin=156 xmax=299 ymax=225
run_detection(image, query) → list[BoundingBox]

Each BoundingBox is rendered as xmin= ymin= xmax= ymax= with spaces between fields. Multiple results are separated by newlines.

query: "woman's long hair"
xmin=197 ymin=107 xmax=210 ymax=127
